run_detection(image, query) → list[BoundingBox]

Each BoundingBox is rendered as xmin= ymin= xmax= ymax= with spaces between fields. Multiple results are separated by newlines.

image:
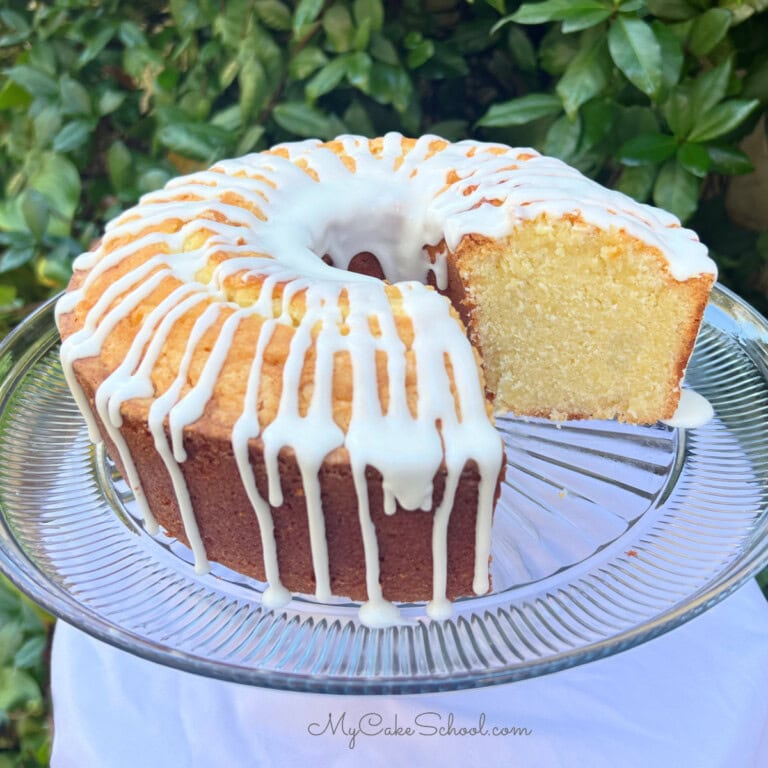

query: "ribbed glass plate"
xmin=1 ymin=285 xmax=768 ymax=694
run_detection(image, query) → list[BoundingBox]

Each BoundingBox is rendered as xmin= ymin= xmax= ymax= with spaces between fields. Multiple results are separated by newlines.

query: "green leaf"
xmin=653 ymin=160 xmax=699 ymax=222
xmin=290 ymin=46 xmax=329 ymax=80
xmin=744 ymin=57 xmax=768 ymax=102
xmin=556 ymin=37 xmax=610 ymax=118
xmin=369 ymin=63 xmax=412 ymax=112
xmin=107 ymin=141 xmax=133 ymax=192
xmin=0 ymin=78 xmax=32 ymax=110
xmin=608 ymin=16 xmax=663 ymax=99
xmin=118 ymin=20 xmax=147 ymax=49
xmin=6 ymin=65 xmax=58 ymax=99
xmin=477 ymin=93 xmax=562 ymax=127
xmin=580 ymin=97 xmax=614 ymax=148
xmin=687 ymin=99 xmax=760 ymax=142
xmin=34 ymin=252 xmax=72 ymax=290
xmin=213 ymin=1 xmax=250 ymax=47
xmin=663 ymin=87 xmax=693 ymax=139
xmin=0 ymin=578 xmax=23 ymax=617
xmin=721 ymin=0 xmax=768 ymax=25
xmin=169 ymin=0 xmax=209 ymax=32
xmin=21 ymin=191 xmax=49 ymax=242
xmin=0 ymin=284 xmax=18 ymax=309
xmin=0 ymin=200 xmax=24 ymax=238
xmin=497 ymin=1 xmax=612 ymax=34
xmin=353 ymin=17 xmax=372 ymax=51
xmin=255 ymin=0 xmax=293 ymax=31
xmin=502 ymin=1 xmax=563 ymax=25
xmin=78 ymin=23 xmax=116 ymax=65
xmin=13 ymin=636 xmax=46 ymax=670
xmin=29 ymin=42 xmax=56 ymax=77
xmin=211 ymin=105 xmax=242 ymax=132
xmin=0 ymin=622 xmax=22 ymax=666
xmin=343 ymin=100 xmax=375 ymax=135
xmin=369 ymin=32 xmax=399 ymax=65
xmin=689 ymin=58 xmax=732 ymax=118
xmin=651 ymin=21 xmax=683 ymax=94
xmin=562 ymin=7 xmax=612 ymax=33
xmin=0 ymin=244 xmax=35 ymax=274
xmin=97 ymin=89 xmax=126 ymax=116
xmin=353 ymin=0 xmax=384 ymax=32
xmin=306 ymin=57 xmax=349 ymax=100
xmin=616 ymin=165 xmax=657 ymax=202
xmin=17 ymin=593 xmax=50 ymax=632
xmin=33 ymin=105 xmax=62 ymax=148
xmin=52 ymin=120 xmax=94 ymax=153
xmin=323 ymin=4 xmax=354 ymax=53
xmin=539 ymin=26 xmax=581 ymax=75
xmin=505 ymin=26 xmax=538 ymax=72
xmin=294 ymin=0 xmax=325 ymax=31
xmin=689 ymin=8 xmax=732 ymax=57
xmin=509 ymin=0 xmax=601 ymax=25
xmin=138 ymin=169 xmax=171 ymax=194
xmin=618 ymin=133 xmax=678 ymax=165
xmin=157 ymin=67 xmax=181 ymax=94
xmin=27 ymin=153 xmax=81 ymax=235
xmin=239 ymin=58 xmax=268 ymax=121
xmin=453 ymin=19 xmax=505 ymax=55
xmin=272 ymin=101 xmax=334 ymax=138
xmin=706 ymin=145 xmax=753 ymax=175
xmin=236 ymin=125 xmax=265 ymax=155
xmin=544 ymin=113 xmax=582 ymax=162
xmin=0 ymin=667 xmax=41 ymax=712
xmin=0 ymin=9 xmax=31 ymax=47
xmin=38 ymin=241 xmax=77 ymax=290
xmin=219 ymin=59 xmax=240 ymax=90
xmin=645 ymin=0 xmax=697 ymax=21
xmin=676 ymin=142 xmax=710 ymax=177
xmin=59 ymin=75 xmax=92 ymax=117
xmin=157 ymin=122 xmax=232 ymax=161
xmin=178 ymin=91 xmax=212 ymax=121
xmin=345 ymin=52 xmax=372 ymax=92
xmin=407 ymin=43 xmax=434 ymax=70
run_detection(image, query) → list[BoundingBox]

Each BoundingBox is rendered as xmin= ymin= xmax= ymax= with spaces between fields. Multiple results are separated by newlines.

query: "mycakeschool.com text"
xmin=307 ymin=710 xmax=534 ymax=750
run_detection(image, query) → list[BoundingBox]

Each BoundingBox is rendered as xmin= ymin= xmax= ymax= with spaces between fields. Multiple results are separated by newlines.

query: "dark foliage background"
xmin=2 ymin=0 xmax=768 ymax=336
xmin=1 ymin=0 xmax=767 ymax=763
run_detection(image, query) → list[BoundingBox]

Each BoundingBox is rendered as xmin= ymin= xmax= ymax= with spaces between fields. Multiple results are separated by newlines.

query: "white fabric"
xmin=51 ymin=579 xmax=768 ymax=768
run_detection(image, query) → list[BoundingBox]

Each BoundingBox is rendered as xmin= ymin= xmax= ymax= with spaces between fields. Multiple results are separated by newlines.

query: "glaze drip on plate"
xmin=55 ymin=133 xmax=716 ymax=627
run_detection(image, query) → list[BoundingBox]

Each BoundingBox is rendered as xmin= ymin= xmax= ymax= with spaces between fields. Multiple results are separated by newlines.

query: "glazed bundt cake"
xmin=55 ymin=134 xmax=716 ymax=626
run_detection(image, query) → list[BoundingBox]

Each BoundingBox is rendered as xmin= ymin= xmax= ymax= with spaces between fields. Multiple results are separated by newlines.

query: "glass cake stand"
xmin=1 ymin=285 xmax=768 ymax=694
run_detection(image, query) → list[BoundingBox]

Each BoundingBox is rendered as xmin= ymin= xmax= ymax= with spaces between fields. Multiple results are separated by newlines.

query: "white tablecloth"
xmin=51 ymin=579 xmax=768 ymax=768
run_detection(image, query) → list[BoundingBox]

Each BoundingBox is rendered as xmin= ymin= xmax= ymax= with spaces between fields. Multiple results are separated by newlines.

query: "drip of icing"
xmin=56 ymin=133 xmax=716 ymax=628
xmin=661 ymin=389 xmax=713 ymax=429
xmin=147 ymin=301 xmax=224 ymax=571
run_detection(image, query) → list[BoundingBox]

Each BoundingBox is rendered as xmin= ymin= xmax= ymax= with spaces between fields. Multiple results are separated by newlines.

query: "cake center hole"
xmin=322 ymin=252 xmax=387 ymax=281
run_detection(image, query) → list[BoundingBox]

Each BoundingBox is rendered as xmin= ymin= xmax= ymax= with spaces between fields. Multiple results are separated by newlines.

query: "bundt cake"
xmin=55 ymin=134 xmax=717 ymax=627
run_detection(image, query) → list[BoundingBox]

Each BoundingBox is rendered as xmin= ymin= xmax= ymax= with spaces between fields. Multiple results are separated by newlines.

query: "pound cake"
xmin=55 ymin=134 xmax=717 ymax=626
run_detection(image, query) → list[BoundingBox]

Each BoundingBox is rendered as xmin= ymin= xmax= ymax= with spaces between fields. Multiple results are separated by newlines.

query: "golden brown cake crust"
xmin=77 ymin=370 xmax=489 ymax=602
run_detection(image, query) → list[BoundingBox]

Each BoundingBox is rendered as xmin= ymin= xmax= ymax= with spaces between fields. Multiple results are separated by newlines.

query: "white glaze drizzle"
xmin=661 ymin=389 xmax=714 ymax=429
xmin=56 ymin=133 xmax=716 ymax=627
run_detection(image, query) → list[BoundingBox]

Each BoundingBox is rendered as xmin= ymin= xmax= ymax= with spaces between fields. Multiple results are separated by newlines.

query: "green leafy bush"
xmin=0 ymin=578 xmax=52 ymax=767
xmin=1 ymin=0 xmax=767 ymax=334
